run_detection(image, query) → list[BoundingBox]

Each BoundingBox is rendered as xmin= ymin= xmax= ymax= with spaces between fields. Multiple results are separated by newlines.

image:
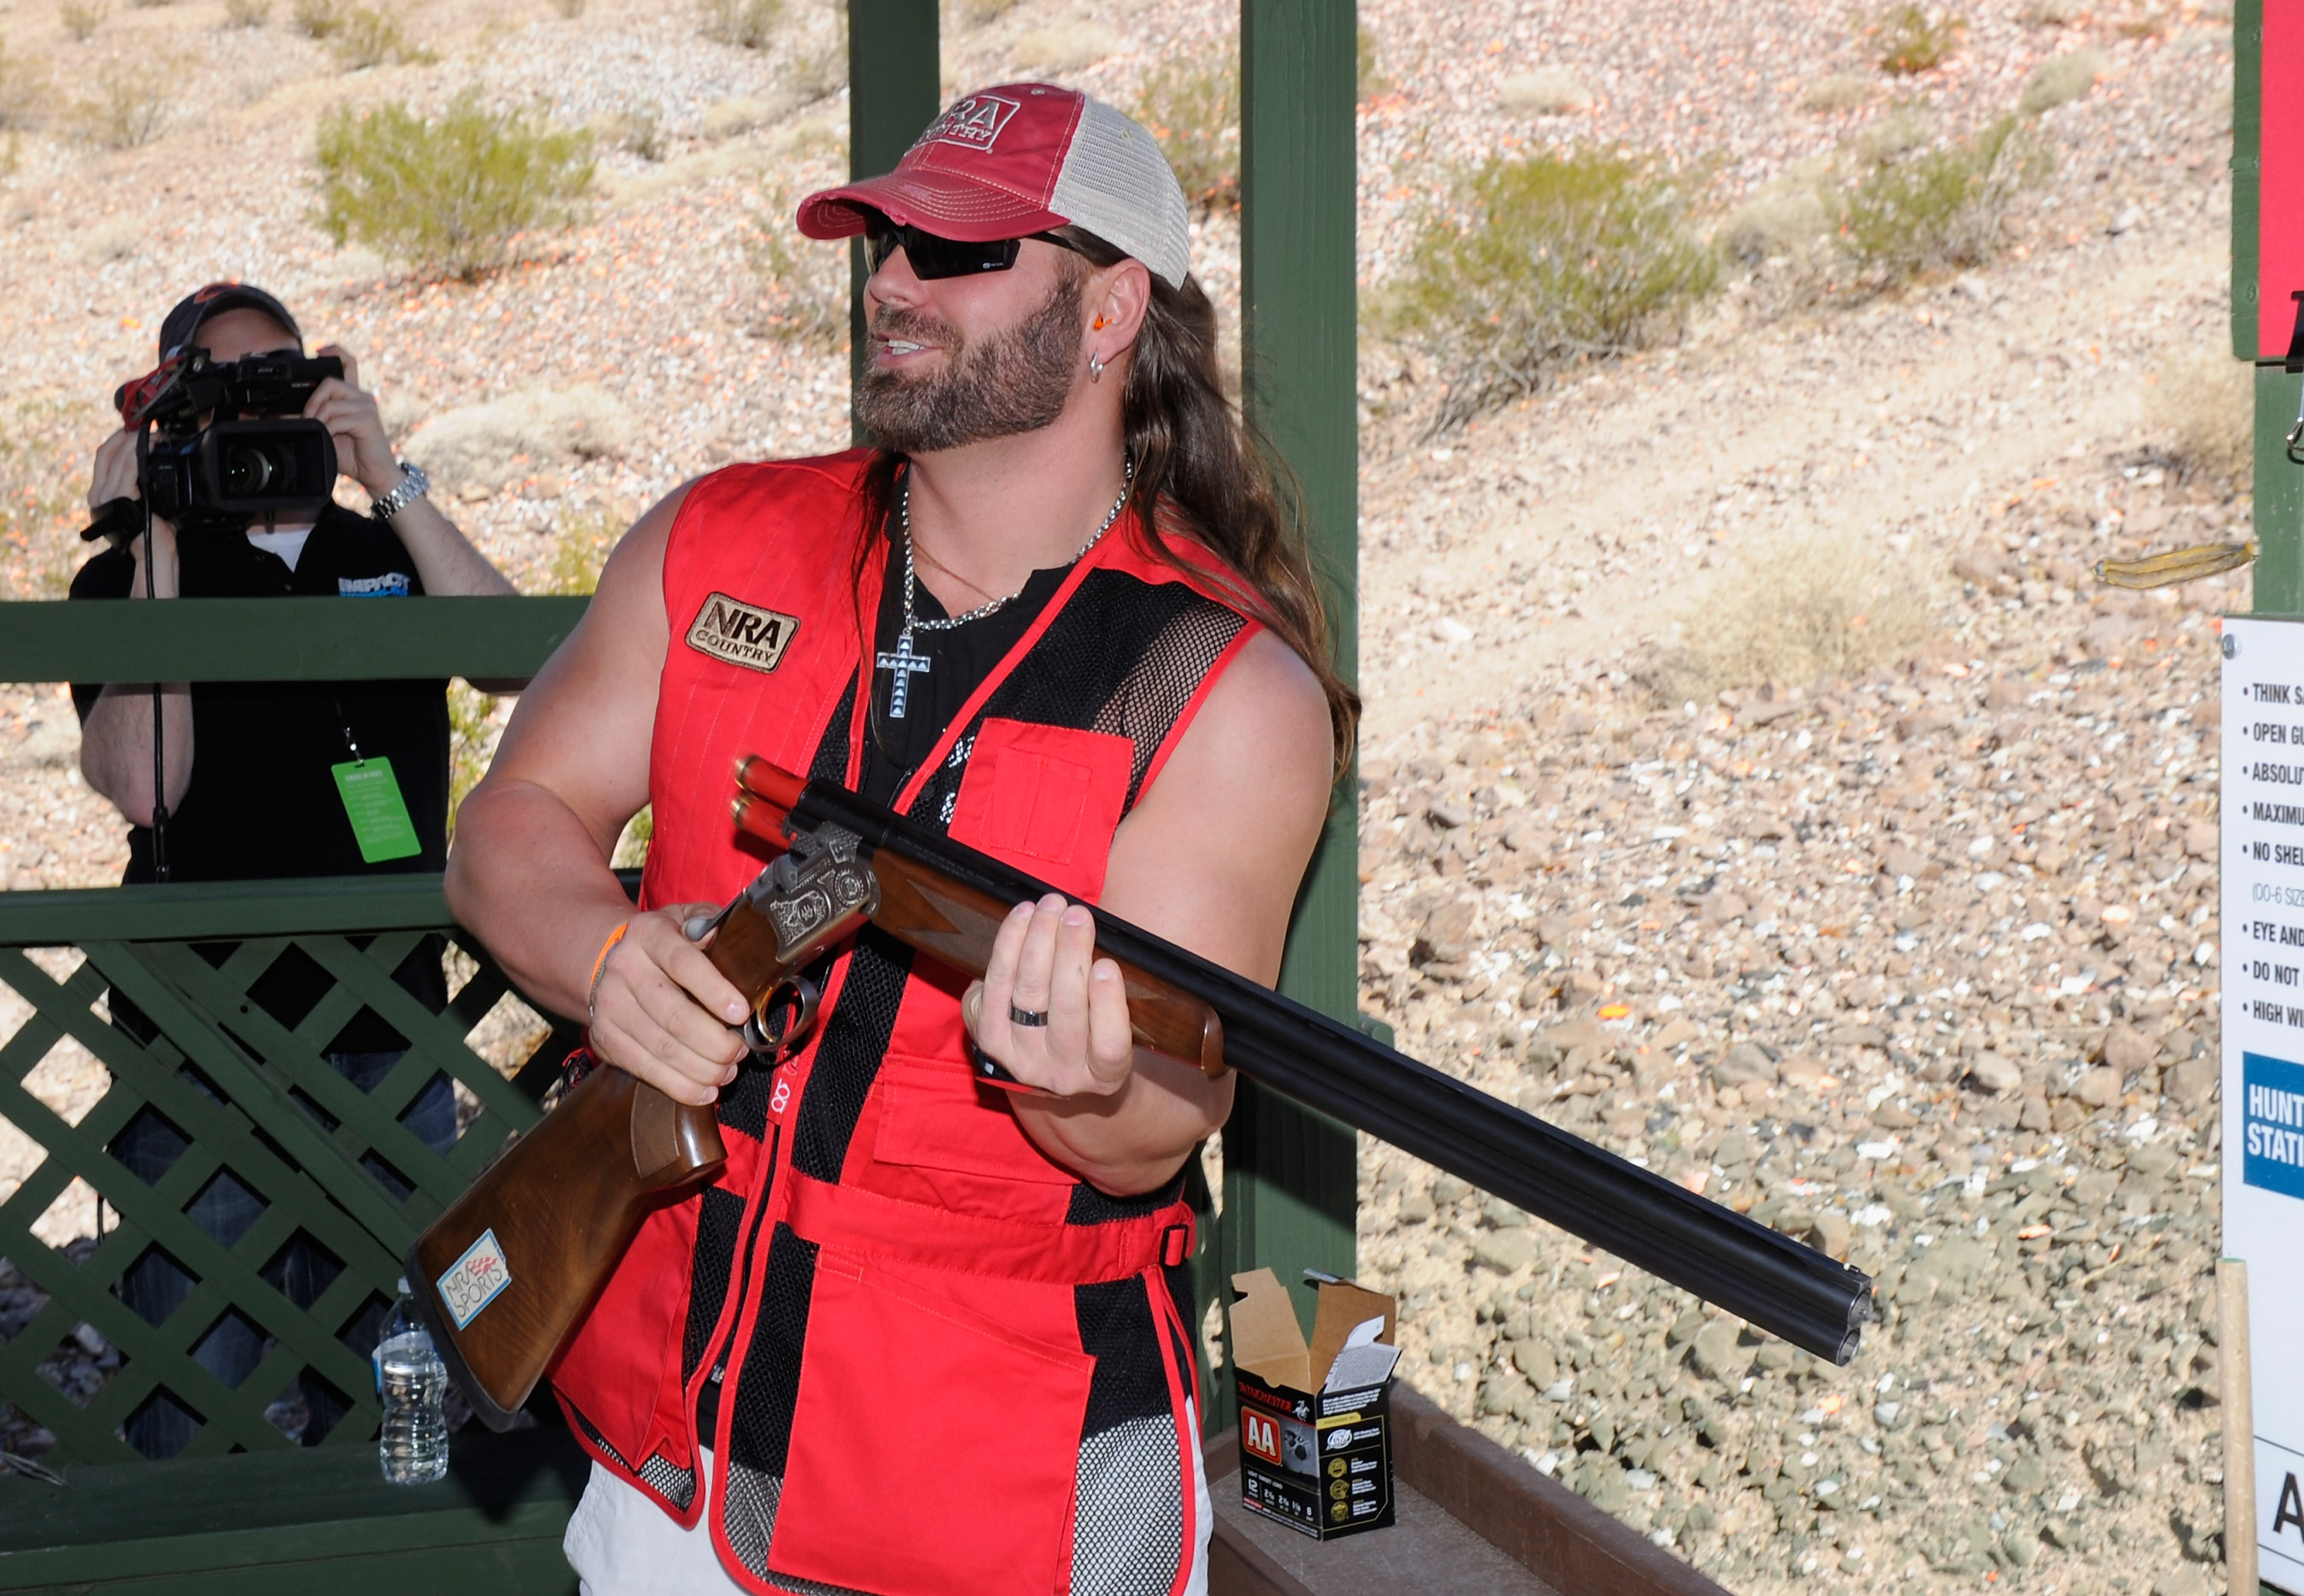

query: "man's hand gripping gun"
xmin=409 ymin=758 xmax=1873 ymax=1431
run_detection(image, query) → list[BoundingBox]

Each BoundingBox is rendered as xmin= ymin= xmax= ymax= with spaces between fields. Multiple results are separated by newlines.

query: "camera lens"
xmin=220 ymin=444 xmax=278 ymax=497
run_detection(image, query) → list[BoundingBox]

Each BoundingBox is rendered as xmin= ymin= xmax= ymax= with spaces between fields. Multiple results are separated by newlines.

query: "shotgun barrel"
xmin=737 ymin=758 xmax=1875 ymax=1365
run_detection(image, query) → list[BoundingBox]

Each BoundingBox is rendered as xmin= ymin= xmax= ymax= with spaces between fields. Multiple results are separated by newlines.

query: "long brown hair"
xmin=852 ymin=228 xmax=1360 ymax=776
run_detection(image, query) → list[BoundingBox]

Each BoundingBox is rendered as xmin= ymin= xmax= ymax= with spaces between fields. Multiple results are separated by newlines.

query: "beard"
xmin=855 ymin=269 xmax=1084 ymax=455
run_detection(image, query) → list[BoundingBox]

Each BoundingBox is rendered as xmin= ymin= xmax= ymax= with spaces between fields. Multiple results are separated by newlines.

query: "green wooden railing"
xmin=0 ymin=876 xmax=575 ymax=1466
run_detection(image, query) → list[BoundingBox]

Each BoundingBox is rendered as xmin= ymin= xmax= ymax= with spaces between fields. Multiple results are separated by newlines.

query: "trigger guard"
xmin=743 ymin=974 xmax=823 ymax=1058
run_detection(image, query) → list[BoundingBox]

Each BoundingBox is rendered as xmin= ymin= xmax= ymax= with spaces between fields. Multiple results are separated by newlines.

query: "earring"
xmin=1087 ymin=353 xmax=1106 ymax=382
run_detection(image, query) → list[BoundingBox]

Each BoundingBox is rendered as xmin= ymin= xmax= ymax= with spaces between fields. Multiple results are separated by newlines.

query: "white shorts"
xmin=564 ymin=1409 xmax=1213 ymax=1596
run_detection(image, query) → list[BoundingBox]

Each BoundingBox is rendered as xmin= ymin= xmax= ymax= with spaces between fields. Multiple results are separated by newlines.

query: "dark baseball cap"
xmin=156 ymin=283 xmax=302 ymax=360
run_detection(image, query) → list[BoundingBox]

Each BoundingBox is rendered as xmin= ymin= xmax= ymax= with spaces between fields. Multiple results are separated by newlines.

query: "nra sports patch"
xmin=687 ymin=591 xmax=801 ymax=674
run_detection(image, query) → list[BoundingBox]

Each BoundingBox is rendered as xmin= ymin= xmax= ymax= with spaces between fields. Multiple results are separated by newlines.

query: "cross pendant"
xmin=875 ymin=632 xmax=932 ymax=719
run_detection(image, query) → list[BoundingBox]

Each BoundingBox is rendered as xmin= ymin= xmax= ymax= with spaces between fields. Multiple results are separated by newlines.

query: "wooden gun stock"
xmin=406 ymin=915 xmax=777 ymax=1431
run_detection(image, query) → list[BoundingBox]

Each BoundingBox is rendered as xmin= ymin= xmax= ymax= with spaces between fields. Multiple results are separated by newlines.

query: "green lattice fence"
xmin=0 ymin=879 xmax=580 ymax=1467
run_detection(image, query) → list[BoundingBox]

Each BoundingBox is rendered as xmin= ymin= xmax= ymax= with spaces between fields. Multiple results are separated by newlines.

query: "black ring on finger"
xmin=1009 ymin=1005 xmax=1050 ymax=1028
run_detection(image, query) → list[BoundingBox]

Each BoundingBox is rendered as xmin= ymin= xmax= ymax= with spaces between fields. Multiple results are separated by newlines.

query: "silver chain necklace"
xmin=875 ymin=455 xmax=1133 ymax=720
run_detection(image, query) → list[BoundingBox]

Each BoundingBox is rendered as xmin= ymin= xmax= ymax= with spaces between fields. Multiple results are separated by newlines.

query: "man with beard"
xmin=446 ymin=84 xmax=1356 ymax=1595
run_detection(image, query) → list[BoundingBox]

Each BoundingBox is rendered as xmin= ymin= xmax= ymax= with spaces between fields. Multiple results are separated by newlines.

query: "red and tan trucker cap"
xmin=796 ymin=83 xmax=1192 ymax=288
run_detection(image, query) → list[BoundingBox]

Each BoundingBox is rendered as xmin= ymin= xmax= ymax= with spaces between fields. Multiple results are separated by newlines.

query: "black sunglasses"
xmin=862 ymin=218 xmax=1071 ymax=280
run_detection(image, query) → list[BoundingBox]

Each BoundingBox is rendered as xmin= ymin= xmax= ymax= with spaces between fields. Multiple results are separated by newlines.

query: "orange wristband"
xmin=586 ymin=921 xmax=629 ymax=1024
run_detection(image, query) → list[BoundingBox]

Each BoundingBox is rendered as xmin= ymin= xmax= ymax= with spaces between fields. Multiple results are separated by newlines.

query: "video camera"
xmin=88 ymin=346 xmax=343 ymax=541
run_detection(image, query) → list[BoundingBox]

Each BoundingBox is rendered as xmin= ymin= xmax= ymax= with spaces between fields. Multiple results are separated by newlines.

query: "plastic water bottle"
xmin=376 ymin=1277 xmax=449 ymax=1485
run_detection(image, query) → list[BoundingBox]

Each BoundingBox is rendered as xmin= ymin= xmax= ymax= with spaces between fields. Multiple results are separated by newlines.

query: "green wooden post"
xmin=2231 ymin=0 xmax=2301 ymax=615
xmin=849 ymin=0 xmax=941 ymax=440
xmin=1222 ymin=0 xmax=1360 ymax=1370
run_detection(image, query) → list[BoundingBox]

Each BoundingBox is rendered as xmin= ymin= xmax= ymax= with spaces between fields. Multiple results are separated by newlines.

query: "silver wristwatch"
xmin=370 ymin=462 xmax=431 ymax=521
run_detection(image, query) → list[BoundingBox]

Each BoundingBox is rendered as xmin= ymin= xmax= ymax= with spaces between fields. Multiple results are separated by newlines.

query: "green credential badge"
xmin=331 ymin=758 xmax=422 ymax=864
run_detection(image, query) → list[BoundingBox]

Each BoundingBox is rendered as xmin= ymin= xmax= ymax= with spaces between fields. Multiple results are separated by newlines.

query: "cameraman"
xmin=69 ymin=283 xmax=514 ymax=1458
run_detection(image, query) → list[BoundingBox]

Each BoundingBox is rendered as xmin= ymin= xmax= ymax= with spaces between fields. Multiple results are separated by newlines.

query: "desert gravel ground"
xmin=0 ymin=0 xmax=2259 ymax=1591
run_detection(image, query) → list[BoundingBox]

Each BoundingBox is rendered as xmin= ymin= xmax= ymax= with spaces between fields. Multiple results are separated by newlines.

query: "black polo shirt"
xmin=70 ymin=504 xmax=454 ymax=1051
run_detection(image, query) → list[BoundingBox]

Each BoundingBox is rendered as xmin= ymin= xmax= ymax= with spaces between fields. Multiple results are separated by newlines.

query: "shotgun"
xmin=412 ymin=758 xmax=1873 ymax=1430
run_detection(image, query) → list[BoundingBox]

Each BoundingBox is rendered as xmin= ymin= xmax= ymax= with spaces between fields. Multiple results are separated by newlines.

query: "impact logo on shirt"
xmin=915 ymin=93 xmax=1021 ymax=155
xmin=339 ymin=572 xmax=412 ymax=597
xmin=2243 ymin=1051 xmax=2304 ymax=1202
xmin=687 ymin=591 xmax=801 ymax=674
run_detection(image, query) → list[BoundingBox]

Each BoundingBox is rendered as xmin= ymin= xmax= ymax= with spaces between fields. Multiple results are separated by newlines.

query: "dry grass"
xmin=0 ymin=408 xmax=81 ymax=601
xmin=0 ymin=38 xmax=45 ymax=128
xmin=1720 ymin=181 xmax=1832 ymax=267
xmin=1358 ymin=25 xmax=1386 ymax=100
xmin=2147 ymin=351 xmax=2253 ymax=485
xmin=409 ymin=385 xmax=637 ymax=493
xmin=1660 ymin=532 xmax=1932 ymax=699
xmin=221 ymin=0 xmax=270 ymax=25
xmin=58 ymin=2 xmax=106 ymax=41
xmin=330 ymin=7 xmax=435 ymax=68
xmin=747 ymin=200 xmax=849 ymax=353
xmin=1498 ymin=67 xmax=1593 ymax=116
xmin=1801 ymin=72 xmax=1874 ymax=113
xmin=1137 ymin=50 xmax=1239 ymax=211
xmin=1015 ymin=22 xmax=1121 ymax=73
xmin=289 ymin=0 xmax=342 ymax=36
xmin=2019 ymin=47 xmax=2104 ymax=114
xmin=699 ymin=0 xmax=781 ymax=49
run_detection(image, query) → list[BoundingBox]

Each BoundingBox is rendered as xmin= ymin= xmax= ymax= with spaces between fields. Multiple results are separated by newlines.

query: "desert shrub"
xmin=552 ymin=0 xmax=587 ymax=15
xmin=1873 ymin=5 xmax=1962 ymax=74
xmin=222 ymin=0 xmax=270 ymax=25
xmin=541 ymin=505 xmax=621 ymax=594
xmin=445 ymin=680 xmax=498 ymax=835
xmin=748 ymin=201 xmax=848 ymax=351
xmin=1802 ymin=72 xmax=1873 ymax=113
xmin=1499 ymin=67 xmax=1592 ymax=115
xmin=314 ymin=91 xmax=596 ymax=279
xmin=331 ymin=6 xmax=435 ymax=68
xmin=1383 ymin=148 xmax=1717 ymax=432
xmin=700 ymin=0 xmax=781 ymax=48
xmin=2020 ymin=47 xmax=2103 ymax=114
xmin=59 ymin=2 xmax=106 ymax=41
xmin=71 ymin=72 xmax=167 ymax=148
xmin=1836 ymin=115 xmax=2044 ymax=286
xmin=613 ymin=806 xmax=652 ymax=869
xmin=2149 ymin=352 xmax=2253 ymax=484
xmin=290 ymin=0 xmax=343 ymax=36
xmin=1662 ymin=532 xmax=1929 ymax=698
xmin=409 ymin=385 xmax=636 ymax=493
xmin=1137 ymin=50 xmax=1237 ymax=211
xmin=2021 ymin=0 xmax=2086 ymax=21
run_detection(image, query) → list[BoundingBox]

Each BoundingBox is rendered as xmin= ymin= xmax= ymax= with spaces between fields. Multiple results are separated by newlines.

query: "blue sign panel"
xmin=2244 ymin=1052 xmax=2304 ymax=1202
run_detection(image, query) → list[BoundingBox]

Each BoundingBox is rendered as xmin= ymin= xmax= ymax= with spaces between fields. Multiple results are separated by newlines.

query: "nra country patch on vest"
xmin=687 ymin=592 xmax=801 ymax=673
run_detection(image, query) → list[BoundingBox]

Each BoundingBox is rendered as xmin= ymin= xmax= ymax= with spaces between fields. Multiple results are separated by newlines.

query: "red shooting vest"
xmin=551 ymin=452 xmax=1261 ymax=1596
